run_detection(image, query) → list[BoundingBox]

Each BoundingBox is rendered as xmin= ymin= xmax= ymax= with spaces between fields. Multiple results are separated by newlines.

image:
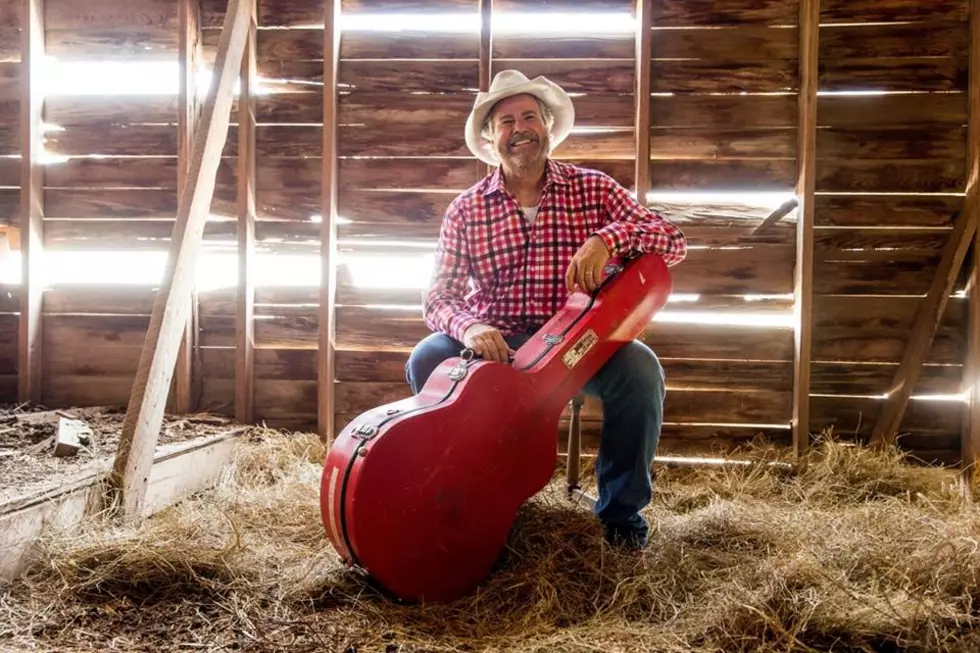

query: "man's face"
xmin=488 ymin=94 xmax=550 ymax=171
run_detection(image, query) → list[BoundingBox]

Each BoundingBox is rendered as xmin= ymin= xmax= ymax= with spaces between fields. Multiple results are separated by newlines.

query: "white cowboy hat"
xmin=464 ymin=69 xmax=575 ymax=166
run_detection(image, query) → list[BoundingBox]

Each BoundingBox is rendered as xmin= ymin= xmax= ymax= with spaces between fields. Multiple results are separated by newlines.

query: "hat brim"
xmin=464 ymin=77 xmax=575 ymax=167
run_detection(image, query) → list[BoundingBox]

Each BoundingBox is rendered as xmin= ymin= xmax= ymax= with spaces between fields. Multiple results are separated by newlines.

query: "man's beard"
xmin=496 ymin=130 xmax=549 ymax=170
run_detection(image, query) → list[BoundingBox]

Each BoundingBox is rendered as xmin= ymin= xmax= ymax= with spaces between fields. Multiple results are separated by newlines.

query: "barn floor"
xmin=0 ymin=403 xmax=240 ymax=507
xmin=2 ymin=428 xmax=980 ymax=653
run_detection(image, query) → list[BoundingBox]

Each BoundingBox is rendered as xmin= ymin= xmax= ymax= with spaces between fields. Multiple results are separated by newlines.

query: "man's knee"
xmin=593 ymin=340 xmax=665 ymax=402
xmin=405 ymin=332 xmax=464 ymax=393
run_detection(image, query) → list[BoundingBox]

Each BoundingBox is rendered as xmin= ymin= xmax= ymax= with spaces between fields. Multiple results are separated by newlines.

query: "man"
xmin=404 ymin=70 xmax=688 ymax=549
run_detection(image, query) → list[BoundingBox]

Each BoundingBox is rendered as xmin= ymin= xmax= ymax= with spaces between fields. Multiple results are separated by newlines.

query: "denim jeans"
xmin=404 ymin=330 xmax=665 ymax=544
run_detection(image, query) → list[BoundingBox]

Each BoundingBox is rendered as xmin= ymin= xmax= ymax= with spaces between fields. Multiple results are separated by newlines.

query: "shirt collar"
xmin=482 ymin=159 xmax=570 ymax=198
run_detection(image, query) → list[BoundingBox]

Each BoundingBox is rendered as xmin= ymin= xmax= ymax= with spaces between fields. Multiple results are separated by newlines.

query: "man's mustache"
xmin=508 ymin=132 xmax=540 ymax=146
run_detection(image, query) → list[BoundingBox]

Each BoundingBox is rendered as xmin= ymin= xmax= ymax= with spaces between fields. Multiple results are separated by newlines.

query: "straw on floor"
xmin=2 ymin=428 xmax=980 ymax=653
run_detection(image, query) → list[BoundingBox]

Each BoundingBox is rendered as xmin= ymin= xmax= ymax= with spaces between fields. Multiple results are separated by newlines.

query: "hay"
xmin=3 ymin=428 xmax=980 ymax=653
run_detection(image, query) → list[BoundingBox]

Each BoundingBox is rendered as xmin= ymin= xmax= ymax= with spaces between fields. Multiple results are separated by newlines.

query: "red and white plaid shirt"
xmin=422 ymin=159 xmax=688 ymax=342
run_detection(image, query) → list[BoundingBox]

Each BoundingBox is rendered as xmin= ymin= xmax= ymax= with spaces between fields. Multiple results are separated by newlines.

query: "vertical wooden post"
xmin=477 ymin=0 xmax=492 ymax=179
xmin=633 ymin=0 xmax=652 ymax=204
xmin=236 ymin=0 xmax=257 ymax=424
xmin=110 ymin=0 xmax=253 ymax=521
xmin=176 ymin=0 xmax=203 ymax=414
xmin=792 ymin=0 xmax=819 ymax=459
xmin=18 ymin=0 xmax=44 ymax=406
xmin=317 ymin=0 xmax=341 ymax=441
xmin=964 ymin=0 xmax=980 ymax=481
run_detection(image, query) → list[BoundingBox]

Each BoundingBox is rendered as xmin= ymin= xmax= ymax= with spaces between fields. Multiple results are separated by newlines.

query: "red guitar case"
xmin=320 ymin=252 xmax=673 ymax=603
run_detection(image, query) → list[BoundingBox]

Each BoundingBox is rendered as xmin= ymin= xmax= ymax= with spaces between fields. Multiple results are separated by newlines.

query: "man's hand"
xmin=565 ymin=235 xmax=611 ymax=293
xmin=463 ymin=323 xmax=514 ymax=363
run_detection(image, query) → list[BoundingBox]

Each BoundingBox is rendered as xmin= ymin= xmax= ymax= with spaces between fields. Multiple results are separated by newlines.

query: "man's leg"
xmin=581 ymin=339 xmax=665 ymax=548
xmin=404 ymin=331 xmax=534 ymax=393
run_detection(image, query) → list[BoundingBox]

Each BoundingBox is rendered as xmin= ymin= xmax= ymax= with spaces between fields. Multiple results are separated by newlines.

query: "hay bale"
xmin=3 ymin=429 xmax=980 ymax=653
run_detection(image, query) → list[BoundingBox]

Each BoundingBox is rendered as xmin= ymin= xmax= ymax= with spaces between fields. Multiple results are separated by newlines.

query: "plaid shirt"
xmin=422 ymin=159 xmax=688 ymax=342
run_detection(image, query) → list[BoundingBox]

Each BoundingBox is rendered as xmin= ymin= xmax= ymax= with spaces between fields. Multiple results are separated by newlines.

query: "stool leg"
xmin=565 ymin=394 xmax=584 ymax=497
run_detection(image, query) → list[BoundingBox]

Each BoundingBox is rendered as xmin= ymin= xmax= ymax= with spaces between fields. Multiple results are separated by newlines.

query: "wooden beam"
xmin=477 ymin=0 xmax=492 ymax=180
xmin=963 ymin=0 xmax=980 ymax=480
xmin=792 ymin=0 xmax=819 ymax=459
xmin=18 ymin=0 xmax=43 ymax=405
xmin=176 ymin=0 xmax=203 ymax=415
xmin=634 ymin=0 xmax=652 ymax=203
xmin=110 ymin=0 xmax=253 ymax=521
xmin=317 ymin=0 xmax=341 ymax=441
xmin=870 ymin=206 xmax=976 ymax=448
xmin=236 ymin=1 xmax=256 ymax=424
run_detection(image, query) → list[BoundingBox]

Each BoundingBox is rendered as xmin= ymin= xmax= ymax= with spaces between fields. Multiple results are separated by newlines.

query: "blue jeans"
xmin=404 ymin=331 xmax=665 ymax=544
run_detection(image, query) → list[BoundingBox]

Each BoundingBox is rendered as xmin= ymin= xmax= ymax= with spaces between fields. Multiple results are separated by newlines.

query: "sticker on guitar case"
xmin=563 ymin=329 xmax=598 ymax=369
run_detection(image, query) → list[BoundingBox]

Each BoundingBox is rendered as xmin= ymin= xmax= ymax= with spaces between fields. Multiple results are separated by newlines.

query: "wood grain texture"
xmin=338 ymin=158 xmax=480 ymax=192
xmin=650 ymin=159 xmax=797 ymax=190
xmin=651 ymin=94 xmax=797 ymax=129
xmin=819 ymin=0 xmax=969 ymax=24
xmin=43 ymin=157 xmax=177 ymax=188
xmin=821 ymin=22 xmax=969 ymax=59
xmin=651 ymin=59 xmax=797 ymax=93
xmin=813 ymin=195 xmax=962 ymax=228
xmin=45 ymin=27 xmax=176 ymax=58
xmin=815 ymin=159 xmax=967 ymax=193
xmin=816 ymin=127 xmax=966 ymax=160
xmin=811 ymin=396 xmax=962 ymax=440
xmin=491 ymin=59 xmax=634 ymax=94
xmin=820 ymin=58 xmax=969 ymax=93
xmin=341 ymin=32 xmax=476 ymax=59
xmin=964 ymin=0 xmax=979 ymax=478
xmin=493 ymin=0 xmax=635 ymax=11
xmin=652 ymin=26 xmax=797 ymax=60
xmin=495 ymin=34 xmax=633 ymax=60
xmin=44 ymin=0 xmax=177 ymax=29
xmin=651 ymin=127 xmax=796 ymax=160
xmin=44 ymin=189 xmax=178 ymax=218
xmin=43 ymin=95 xmax=178 ymax=125
xmin=813 ymin=257 xmax=948 ymax=296
xmin=650 ymin=0 xmax=798 ymax=26
xmin=202 ymin=0 xmax=323 ymax=27
xmin=817 ymin=93 xmax=967 ymax=127
xmin=339 ymin=60 xmax=478 ymax=93
xmin=44 ymin=125 xmax=179 ymax=156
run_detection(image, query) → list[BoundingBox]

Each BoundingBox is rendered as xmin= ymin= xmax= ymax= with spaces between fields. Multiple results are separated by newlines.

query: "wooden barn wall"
xmin=0 ymin=0 xmax=974 ymax=465
xmin=0 ymin=0 xmax=16 ymax=400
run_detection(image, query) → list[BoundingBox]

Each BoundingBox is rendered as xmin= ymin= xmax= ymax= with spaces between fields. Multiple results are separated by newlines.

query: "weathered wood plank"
xmin=44 ymin=27 xmax=177 ymax=58
xmin=810 ymin=362 xmax=963 ymax=396
xmin=650 ymin=127 xmax=796 ymax=160
xmin=820 ymin=0 xmax=969 ymax=24
xmin=813 ymin=258 xmax=946 ymax=295
xmin=44 ymin=157 xmax=177 ymax=189
xmin=816 ymin=127 xmax=966 ymax=160
xmin=813 ymin=195 xmax=962 ymax=228
xmin=650 ymin=0 xmax=799 ymax=26
xmin=811 ymin=396 xmax=962 ymax=439
xmin=815 ymin=159 xmax=967 ymax=193
xmin=490 ymin=59 xmax=634 ymax=94
xmin=651 ymin=94 xmax=797 ymax=129
xmin=814 ymin=228 xmax=953 ymax=260
xmin=45 ymin=0 xmax=178 ymax=29
xmin=44 ymin=188 xmax=178 ymax=218
xmin=817 ymin=93 xmax=967 ymax=127
xmin=341 ymin=32 xmax=476 ymax=60
xmin=821 ymin=22 xmax=969 ymax=59
xmin=495 ymin=34 xmax=633 ymax=60
xmin=201 ymin=347 xmax=317 ymax=380
xmin=652 ymin=59 xmax=797 ymax=93
xmin=650 ymin=159 xmax=797 ymax=190
xmin=202 ymin=0 xmax=323 ymax=27
xmin=339 ymin=60 xmax=478 ymax=93
xmin=45 ymin=125 xmax=178 ymax=156
xmin=43 ymin=95 xmax=178 ymax=125
xmin=651 ymin=25 xmax=797 ymax=60
xmin=338 ymin=158 xmax=480 ymax=192
xmin=819 ymin=58 xmax=968 ymax=93
xmin=493 ymin=0 xmax=634 ymax=11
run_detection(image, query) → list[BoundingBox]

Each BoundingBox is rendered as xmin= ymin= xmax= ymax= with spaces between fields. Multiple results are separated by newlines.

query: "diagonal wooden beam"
xmin=236 ymin=0 xmax=257 ymax=425
xmin=870 ymin=204 xmax=977 ymax=448
xmin=18 ymin=0 xmax=44 ymax=406
xmin=110 ymin=0 xmax=253 ymax=520
xmin=317 ymin=0 xmax=341 ymax=441
xmin=634 ymin=0 xmax=652 ymax=204
xmin=962 ymin=0 xmax=980 ymax=479
xmin=792 ymin=0 xmax=819 ymax=459
xmin=175 ymin=0 xmax=204 ymax=415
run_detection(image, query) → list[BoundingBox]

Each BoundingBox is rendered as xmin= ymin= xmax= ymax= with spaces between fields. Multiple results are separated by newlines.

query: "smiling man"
xmin=405 ymin=70 xmax=688 ymax=549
